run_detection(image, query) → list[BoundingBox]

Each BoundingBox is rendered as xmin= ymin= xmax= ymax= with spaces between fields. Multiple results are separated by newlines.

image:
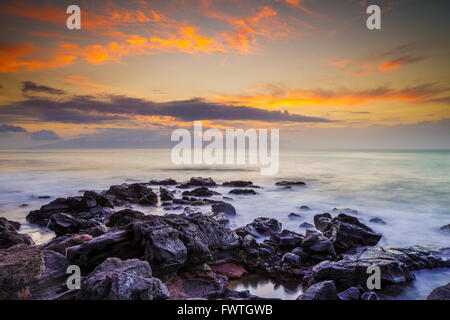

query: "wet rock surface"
xmin=427 ymin=282 xmax=450 ymax=300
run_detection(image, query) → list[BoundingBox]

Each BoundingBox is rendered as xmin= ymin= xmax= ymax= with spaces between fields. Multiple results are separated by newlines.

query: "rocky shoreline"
xmin=0 ymin=177 xmax=449 ymax=300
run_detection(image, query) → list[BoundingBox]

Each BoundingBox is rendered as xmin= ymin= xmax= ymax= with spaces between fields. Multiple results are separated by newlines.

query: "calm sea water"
xmin=0 ymin=148 xmax=449 ymax=299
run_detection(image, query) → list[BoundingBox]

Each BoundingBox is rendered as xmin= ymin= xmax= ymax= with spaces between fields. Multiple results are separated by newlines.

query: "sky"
xmin=0 ymin=0 xmax=449 ymax=149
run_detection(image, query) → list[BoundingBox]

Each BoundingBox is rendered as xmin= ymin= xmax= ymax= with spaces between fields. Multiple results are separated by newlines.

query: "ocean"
xmin=0 ymin=148 xmax=449 ymax=299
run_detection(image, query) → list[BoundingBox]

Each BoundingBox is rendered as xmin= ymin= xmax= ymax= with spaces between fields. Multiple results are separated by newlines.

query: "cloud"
xmin=215 ymin=83 xmax=450 ymax=108
xmin=0 ymin=124 xmax=28 ymax=133
xmin=378 ymin=55 xmax=426 ymax=72
xmin=22 ymin=81 xmax=65 ymax=96
xmin=1 ymin=84 xmax=334 ymax=124
xmin=30 ymin=129 xmax=62 ymax=140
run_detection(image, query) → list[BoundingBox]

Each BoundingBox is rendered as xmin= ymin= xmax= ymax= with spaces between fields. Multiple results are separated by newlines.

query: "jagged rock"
xmin=369 ymin=217 xmax=387 ymax=225
xmin=26 ymin=194 xmax=114 ymax=227
xmin=212 ymin=203 xmax=236 ymax=217
xmin=182 ymin=187 xmax=220 ymax=197
xmin=313 ymin=213 xmax=332 ymax=232
xmin=318 ymin=213 xmax=382 ymax=253
xmin=188 ymin=177 xmax=217 ymax=187
xmin=427 ymin=283 xmax=450 ymax=300
xmin=301 ymin=230 xmax=336 ymax=261
xmin=106 ymin=183 xmax=157 ymax=206
xmin=275 ymin=181 xmax=306 ymax=186
xmin=48 ymin=213 xmax=102 ymax=236
xmin=29 ymin=250 xmax=70 ymax=300
xmin=296 ymin=280 xmax=338 ymax=300
xmin=440 ymin=224 xmax=450 ymax=233
xmin=0 ymin=244 xmax=45 ymax=299
xmin=236 ymin=218 xmax=282 ymax=238
xmin=77 ymin=258 xmax=169 ymax=300
xmin=0 ymin=217 xmax=21 ymax=231
xmin=106 ymin=209 xmax=146 ymax=228
xmin=0 ymin=218 xmax=33 ymax=249
xmin=299 ymin=222 xmax=315 ymax=229
xmin=229 ymin=189 xmax=256 ymax=195
xmin=308 ymin=245 xmax=449 ymax=291
xmin=222 ymin=181 xmax=254 ymax=187
xmin=288 ymin=212 xmax=302 ymax=220
xmin=149 ymin=178 xmax=177 ymax=185
xmin=337 ymin=287 xmax=361 ymax=300
xmin=282 ymin=253 xmax=301 ymax=267
xmin=68 ymin=213 xmax=240 ymax=276
xmin=274 ymin=230 xmax=303 ymax=249
xmin=209 ymin=212 xmax=230 ymax=225
xmin=159 ymin=187 xmax=175 ymax=201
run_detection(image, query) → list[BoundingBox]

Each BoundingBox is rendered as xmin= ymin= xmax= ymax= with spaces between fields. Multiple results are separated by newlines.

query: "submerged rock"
xmin=182 ymin=187 xmax=220 ymax=197
xmin=222 ymin=181 xmax=254 ymax=187
xmin=369 ymin=217 xmax=387 ymax=225
xmin=299 ymin=222 xmax=315 ymax=229
xmin=229 ymin=189 xmax=257 ymax=195
xmin=77 ymin=258 xmax=169 ymax=300
xmin=149 ymin=178 xmax=177 ymax=186
xmin=440 ymin=224 xmax=450 ymax=234
xmin=188 ymin=177 xmax=217 ymax=187
xmin=288 ymin=212 xmax=302 ymax=220
xmin=275 ymin=180 xmax=306 ymax=186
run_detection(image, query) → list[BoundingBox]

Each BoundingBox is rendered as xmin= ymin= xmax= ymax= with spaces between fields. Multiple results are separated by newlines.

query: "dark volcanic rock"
xmin=361 ymin=291 xmax=379 ymax=300
xmin=149 ymin=178 xmax=177 ymax=186
xmin=207 ymin=288 xmax=273 ymax=300
xmin=275 ymin=180 xmax=306 ymax=186
xmin=77 ymin=257 xmax=170 ymax=300
xmin=48 ymin=213 xmax=102 ymax=236
xmin=308 ymin=245 xmax=449 ymax=291
xmin=369 ymin=217 xmax=387 ymax=225
xmin=182 ymin=187 xmax=220 ymax=197
xmin=0 ymin=217 xmax=21 ymax=231
xmin=0 ymin=244 xmax=45 ymax=299
xmin=296 ymin=280 xmax=338 ymax=300
xmin=313 ymin=213 xmax=332 ymax=232
xmin=0 ymin=217 xmax=34 ymax=249
xmin=222 ymin=181 xmax=254 ymax=187
xmin=29 ymin=250 xmax=70 ymax=300
xmin=317 ymin=213 xmax=382 ymax=253
xmin=440 ymin=224 xmax=450 ymax=234
xmin=300 ymin=205 xmax=311 ymax=211
xmin=188 ymin=177 xmax=217 ymax=187
xmin=106 ymin=209 xmax=146 ymax=228
xmin=236 ymin=218 xmax=282 ymax=238
xmin=301 ymin=230 xmax=336 ymax=261
xmin=229 ymin=189 xmax=256 ymax=195
xmin=337 ymin=287 xmax=361 ymax=300
xmin=212 ymin=202 xmax=236 ymax=217
xmin=299 ymin=222 xmax=315 ymax=229
xmin=427 ymin=282 xmax=450 ymax=300
xmin=159 ymin=187 xmax=175 ymax=201
xmin=106 ymin=183 xmax=157 ymax=206
xmin=68 ymin=213 xmax=240 ymax=276
xmin=288 ymin=212 xmax=302 ymax=220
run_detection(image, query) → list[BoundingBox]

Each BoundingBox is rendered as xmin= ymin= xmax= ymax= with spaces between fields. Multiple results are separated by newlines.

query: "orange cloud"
xmin=213 ymin=84 xmax=449 ymax=109
xmin=378 ymin=56 xmax=425 ymax=72
xmin=330 ymin=59 xmax=350 ymax=68
xmin=0 ymin=43 xmax=76 ymax=73
xmin=283 ymin=0 xmax=326 ymax=20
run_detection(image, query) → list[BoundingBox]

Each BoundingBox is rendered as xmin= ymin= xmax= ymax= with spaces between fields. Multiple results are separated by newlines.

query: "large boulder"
xmin=308 ymin=245 xmax=449 ymax=291
xmin=77 ymin=258 xmax=169 ymax=300
xmin=0 ymin=218 xmax=33 ymax=249
xmin=296 ymin=280 xmax=338 ymax=300
xmin=68 ymin=212 xmax=240 ymax=276
xmin=188 ymin=177 xmax=217 ymax=187
xmin=301 ymin=230 xmax=336 ymax=261
xmin=48 ymin=213 xmax=102 ymax=236
xmin=316 ymin=213 xmax=382 ymax=253
xmin=182 ymin=187 xmax=220 ymax=197
xmin=427 ymin=283 xmax=450 ymax=300
xmin=106 ymin=183 xmax=157 ymax=206
xmin=149 ymin=178 xmax=177 ymax=185
xmin=236 ymin=218 xmax=282 ymax=238
xmin=159 ymin=187 xmax=175 ymax=201
xmin=211 ymin=203 xmax=236 ymax=217
xmin=0 ymin=244 xmax=45 ymax=299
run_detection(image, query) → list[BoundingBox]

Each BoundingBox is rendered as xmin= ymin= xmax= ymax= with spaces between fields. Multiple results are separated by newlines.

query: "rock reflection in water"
xmin=227 ymin=273 xmax=302 ymax=300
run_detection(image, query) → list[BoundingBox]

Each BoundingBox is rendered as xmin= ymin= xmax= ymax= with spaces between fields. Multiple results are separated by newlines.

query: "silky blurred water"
xmin=0 ymin=148 xmax=449 ymax=299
